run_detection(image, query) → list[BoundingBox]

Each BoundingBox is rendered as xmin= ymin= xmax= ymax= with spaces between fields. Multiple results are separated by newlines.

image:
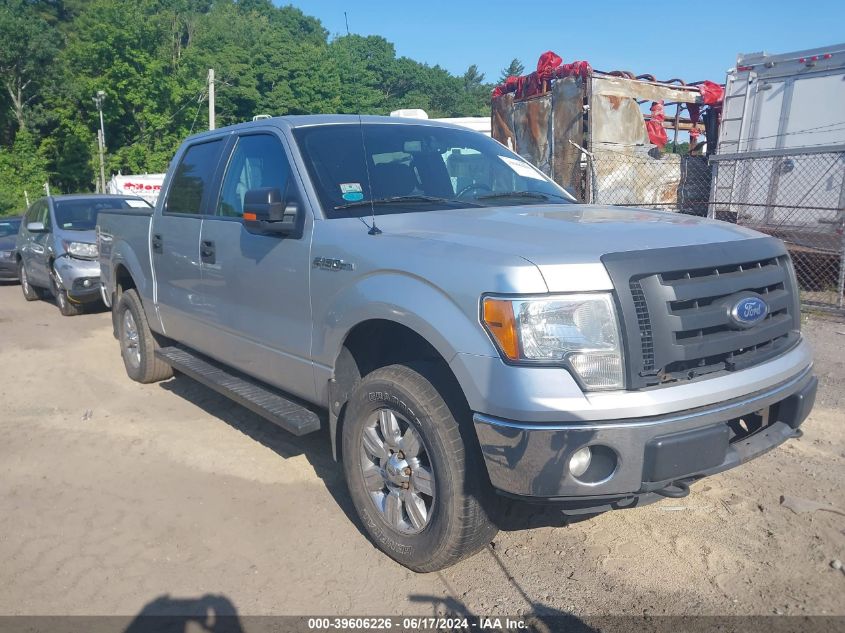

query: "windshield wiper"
xmin=476 ymin=190 xmax=571 ymax=202
xmin=334 ymin=195 xmax=482 ymax=210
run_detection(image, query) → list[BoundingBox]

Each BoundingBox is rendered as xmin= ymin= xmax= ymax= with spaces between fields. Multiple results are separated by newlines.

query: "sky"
xmin=286 ymin=0 xmax=845 ymax=85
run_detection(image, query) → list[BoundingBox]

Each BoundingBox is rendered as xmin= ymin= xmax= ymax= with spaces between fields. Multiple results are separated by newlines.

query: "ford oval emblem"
xmin=730 ymin=296 xmax=769 ymax=328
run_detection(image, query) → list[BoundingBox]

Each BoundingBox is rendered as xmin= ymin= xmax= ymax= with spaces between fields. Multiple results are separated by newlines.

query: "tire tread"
xmin=344 ymin=363 xmax=497 ymax=572
xmin=117 ymin=289 xmax=173 ymax=383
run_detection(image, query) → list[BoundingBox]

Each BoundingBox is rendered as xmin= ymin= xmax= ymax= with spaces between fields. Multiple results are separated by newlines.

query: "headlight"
xmin=482 ymin=293 xmax=624 ymax=390
xmin=65 ymin=241 xmax=98 ymax=259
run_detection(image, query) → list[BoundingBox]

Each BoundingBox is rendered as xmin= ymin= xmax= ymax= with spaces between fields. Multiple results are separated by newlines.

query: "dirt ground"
xmin=0 ymin=282 xmax=843 ymax=619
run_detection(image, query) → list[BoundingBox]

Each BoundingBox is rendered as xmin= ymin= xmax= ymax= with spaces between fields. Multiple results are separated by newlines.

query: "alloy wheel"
xmin=122 ymin=309 xmax=141 ymax=369
xmin=359 ymin=408 xmax=436 ymax=534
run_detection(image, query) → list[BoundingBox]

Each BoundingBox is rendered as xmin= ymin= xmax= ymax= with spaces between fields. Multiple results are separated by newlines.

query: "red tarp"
xmin=698 ymin=80 xmax=725 ymax=106
xmin=491 ymin=50 xmax=592 ymax=99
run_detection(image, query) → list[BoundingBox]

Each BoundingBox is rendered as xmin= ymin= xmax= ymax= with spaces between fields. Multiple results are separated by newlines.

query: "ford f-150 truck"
xmin=97 ymin=115 xmax=817 ymax=571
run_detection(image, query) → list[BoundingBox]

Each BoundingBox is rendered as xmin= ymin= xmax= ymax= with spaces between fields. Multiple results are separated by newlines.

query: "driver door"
xmin=197 ymin=131 xmax=315 ymax=401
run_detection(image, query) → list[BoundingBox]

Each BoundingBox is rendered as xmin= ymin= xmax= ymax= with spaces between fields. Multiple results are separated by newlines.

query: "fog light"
xmin=569 ymin=446 xmax=592 ymax=477
xmin=83 ymin=279 xmax=92 ymax=288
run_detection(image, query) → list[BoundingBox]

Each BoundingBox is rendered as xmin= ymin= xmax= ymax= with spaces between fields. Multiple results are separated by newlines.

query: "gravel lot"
xmin=0 ymin=282 xmax=843 ymax=619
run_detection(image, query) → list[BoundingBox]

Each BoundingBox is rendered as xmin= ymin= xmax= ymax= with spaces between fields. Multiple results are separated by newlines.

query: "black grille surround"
xmin=602 ymin=237 xmax=801 ymax=390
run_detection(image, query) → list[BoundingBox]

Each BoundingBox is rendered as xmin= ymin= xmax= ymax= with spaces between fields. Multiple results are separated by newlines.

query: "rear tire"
xmin=342 ymin=363 xmax=498 ymax=572
xmin=116 ymin=288 xmax=173 ymax=383
xmin=19 ymin=262 xmax=41 ymax=301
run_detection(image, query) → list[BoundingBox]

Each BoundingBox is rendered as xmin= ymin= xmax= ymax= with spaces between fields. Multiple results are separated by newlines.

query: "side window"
xmin=164 ymin=139 xmax=224 ymax=215
xmin=217 ymin=135 xmax=291 ymax=218
xmin=24 ymin=202 xmax=37 ymax=224
xmin=26 ymin=201 xmax=48 ymax=228
xmin=40 ymin=202 xmax=52 ymax=230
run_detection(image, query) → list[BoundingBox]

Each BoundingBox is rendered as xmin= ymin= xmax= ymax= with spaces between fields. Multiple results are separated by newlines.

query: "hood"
xmin=374 ymin=205 xmax=762 ymax=263
xmin=371 ymin=204 xmax=767 ymax=292
xmin=57 ymin=228 xmax=97 ymax=248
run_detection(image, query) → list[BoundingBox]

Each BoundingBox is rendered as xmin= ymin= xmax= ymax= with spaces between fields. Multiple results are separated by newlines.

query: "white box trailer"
xmin=106 ymin=173 xmax=166 ymax=206
xmin=710 ymin=43 xmax=845 ymax=310
xmin=711 ymin=43 xmax=845 ymax=242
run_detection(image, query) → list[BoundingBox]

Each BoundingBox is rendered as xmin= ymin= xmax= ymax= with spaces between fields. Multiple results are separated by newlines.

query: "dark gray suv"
xmin=16 ymin=194 xmax=151 ymax=315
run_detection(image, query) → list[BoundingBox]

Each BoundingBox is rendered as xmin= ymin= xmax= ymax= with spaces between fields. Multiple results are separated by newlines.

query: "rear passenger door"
xmin=197 ymin=131 xmax=315 ymax=401
xmin=152 ymin=137 xmax=227 ymax=349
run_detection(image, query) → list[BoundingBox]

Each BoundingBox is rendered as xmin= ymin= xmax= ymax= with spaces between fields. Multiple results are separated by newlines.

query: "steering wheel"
xmin=456 ymin=183 xmax=492 ymax=199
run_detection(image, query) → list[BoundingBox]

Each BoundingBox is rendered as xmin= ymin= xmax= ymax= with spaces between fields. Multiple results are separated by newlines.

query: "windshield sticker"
xmin=498 ymin=155 xmax=545 ymax=180
xmin=125 ymin=199 xmax=150 ymax=208
xmin=340 ymin=182 xmax=364 ymax=202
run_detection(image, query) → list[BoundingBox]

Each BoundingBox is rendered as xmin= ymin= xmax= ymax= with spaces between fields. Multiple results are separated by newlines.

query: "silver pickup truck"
xmin=98 ymin=115 xmax=816 ymax=571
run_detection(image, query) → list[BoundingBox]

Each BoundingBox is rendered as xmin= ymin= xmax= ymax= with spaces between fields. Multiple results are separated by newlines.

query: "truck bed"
xmin=97 ymin=206 xmax=154 ymax=305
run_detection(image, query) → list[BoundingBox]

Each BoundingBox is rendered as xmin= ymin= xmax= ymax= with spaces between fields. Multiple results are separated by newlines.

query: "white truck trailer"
xmin=710 ymin=43 xmax=845 ymax=310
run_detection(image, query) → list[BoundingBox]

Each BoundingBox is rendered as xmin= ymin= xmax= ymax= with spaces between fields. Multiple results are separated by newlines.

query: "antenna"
xmin=357 ymin=114 xmax=381 ymax=235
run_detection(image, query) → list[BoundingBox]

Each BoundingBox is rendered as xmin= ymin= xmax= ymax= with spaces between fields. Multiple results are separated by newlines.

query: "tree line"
xmin=0 ymin=0 xmax=506 ymax=215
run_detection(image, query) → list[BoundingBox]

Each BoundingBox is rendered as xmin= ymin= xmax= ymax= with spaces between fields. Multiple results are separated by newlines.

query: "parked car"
xmin=17 ymin=194 xmax=151 ymax=315
xmin=98 ymin=115 xmax=816 ymax=571
xmin=0 ymin=216 xmax=22 ymax=281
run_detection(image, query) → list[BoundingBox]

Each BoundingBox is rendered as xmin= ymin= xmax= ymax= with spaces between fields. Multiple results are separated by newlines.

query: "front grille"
xmin=603 ymin=238 xmax=800 ymax=389
xmin=630 ymin=280 xmax=655 ymax=371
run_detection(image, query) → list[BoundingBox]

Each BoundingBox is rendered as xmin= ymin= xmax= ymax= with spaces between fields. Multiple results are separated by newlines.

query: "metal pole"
xmin=23 ymin=190 xmax=29 ymax=207
xmin=97 ymin=128 xmax=106 ymax=194
xmin=208 ymin=69 xmax=215 ymax=130
xmin=98 ymin=106 xmax=106 ymax=149
xmin=93 ymin=91 xmax=107 ymax=193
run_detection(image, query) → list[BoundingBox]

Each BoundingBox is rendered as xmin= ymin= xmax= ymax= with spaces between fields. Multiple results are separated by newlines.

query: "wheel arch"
xmin=328 ymin=318 xmax=472 ymax=462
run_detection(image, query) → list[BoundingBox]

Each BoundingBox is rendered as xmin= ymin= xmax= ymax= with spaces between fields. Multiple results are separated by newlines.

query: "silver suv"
xmin=17 ymin=195 xmax=150 ymax=315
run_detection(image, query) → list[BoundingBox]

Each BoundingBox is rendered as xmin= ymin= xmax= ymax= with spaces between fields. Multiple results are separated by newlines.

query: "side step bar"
xmin=155 ymin=345 xmax=321 ymax=436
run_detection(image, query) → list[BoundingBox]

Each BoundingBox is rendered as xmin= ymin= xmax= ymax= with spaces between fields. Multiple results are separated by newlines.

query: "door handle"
xmin=200 ymin=240 xmax=215 ymax=264
xmin=152 ymin=233 xmax=163 ymax=254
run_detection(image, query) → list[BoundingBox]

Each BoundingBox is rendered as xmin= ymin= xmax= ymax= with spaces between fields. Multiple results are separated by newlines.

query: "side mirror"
xmin=243 ymin=187 xmax=300 ymax=236
xmin=26 ymin=221 xmax=46 ymax=233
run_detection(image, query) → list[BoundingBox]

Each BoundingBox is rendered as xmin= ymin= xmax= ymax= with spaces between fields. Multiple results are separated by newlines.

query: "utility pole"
xmin=24 ymin=190 xmax=29 ymax=207
xmin=93 ymin=90 xmax=107 ymax=193
xmin=43 ymin=182 xmax=50 ymax=196
xmin=208 ymin=69 xmax=215 ymax=130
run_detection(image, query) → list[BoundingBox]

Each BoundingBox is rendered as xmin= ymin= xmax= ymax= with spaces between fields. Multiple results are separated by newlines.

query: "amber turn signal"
xmin=482 ymin=298 xmax=520 ymax=360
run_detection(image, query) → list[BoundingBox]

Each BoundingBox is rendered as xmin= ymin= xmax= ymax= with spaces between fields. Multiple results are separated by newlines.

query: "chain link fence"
xmin=575 ymin=147 xmax=845 ymax=313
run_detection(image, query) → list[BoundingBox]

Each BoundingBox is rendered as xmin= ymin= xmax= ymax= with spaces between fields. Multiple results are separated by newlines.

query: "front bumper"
xmin=474 ymin=366 xmax=817 ymax=503
xmin=53 ymin=255 xmax=101 ymax=302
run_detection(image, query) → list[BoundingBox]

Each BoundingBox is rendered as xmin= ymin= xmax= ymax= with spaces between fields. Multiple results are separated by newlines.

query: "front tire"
xmin=342 ymin=363 xmax=498 ymax=572
xmin=116 ymin=288 xmax=173 ymax=383
xmin=55 ymin=286 xmax=83 ymax=316
xmin=19 ymin=262 xmax=41 ymax=301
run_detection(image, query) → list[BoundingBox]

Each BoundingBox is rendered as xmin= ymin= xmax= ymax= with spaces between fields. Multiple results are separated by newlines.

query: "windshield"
xmin=293 ymin=123 xmax=575 ymax=218
xmin=0 ymin=218 xmax=21 ymax=237
xmin=54 ymin=198 xmax=151 ymax=231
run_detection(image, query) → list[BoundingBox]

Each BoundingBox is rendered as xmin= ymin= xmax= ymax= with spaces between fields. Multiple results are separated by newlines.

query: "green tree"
xmin=0 ymin=128 xmax=49 ymax=215
xmin=0 ymin=0 xmax=59 ymax=139
xmin=462 ymin=64 xmax=485 ymax=92
xmin=498 ymin=58 xmax=525 ymax=83
xmin=0 ymin=0 xmax=495 ymax=197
